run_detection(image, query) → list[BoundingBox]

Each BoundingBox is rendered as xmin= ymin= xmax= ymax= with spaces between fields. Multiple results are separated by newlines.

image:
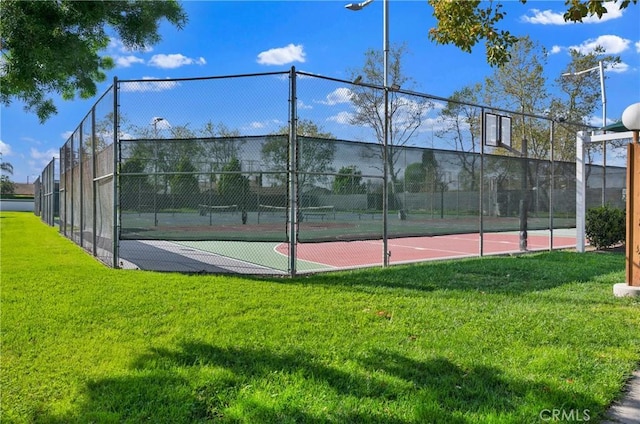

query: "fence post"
xmin=91 ymin=106 xmax=97 ymax=256
xmin=70 ymin=137 xmax=74 ymax=243
xmin=112 ymin=77 xmax=119 ymax=268
xmin=479 ymin=107 xmax=485 ymax=256
xmin=576 ymin=131 xmax=588 ymax=253
xmin=549 ymin=120 xmax=555 ymax=250
xmin=79 ymin=126 xmax=84 ymax=249
xmin=288 ymin=67 xmax=298 ymax=276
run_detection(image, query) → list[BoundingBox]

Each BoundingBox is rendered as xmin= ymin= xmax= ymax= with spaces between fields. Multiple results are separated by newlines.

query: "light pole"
xmin=150 ymin=117 xmax=168 ymax=226
xmin=346 ymin=0 xmax=390 ymax=266
xmin=562 ymin=61 xmax=607 ymax=205
xmin=152 ymin=116 xmax=167 ymax=138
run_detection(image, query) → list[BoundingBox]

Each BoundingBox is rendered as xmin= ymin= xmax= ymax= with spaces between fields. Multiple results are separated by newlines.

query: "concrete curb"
xmin=602 ymin=370 xmax=640 ymax=424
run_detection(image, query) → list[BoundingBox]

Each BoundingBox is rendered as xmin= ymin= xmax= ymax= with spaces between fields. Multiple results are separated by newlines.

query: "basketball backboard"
xmin=484 ymin=112 xmax=511 ymax=148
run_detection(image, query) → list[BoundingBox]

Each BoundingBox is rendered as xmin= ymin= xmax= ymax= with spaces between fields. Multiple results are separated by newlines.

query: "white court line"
xmin=360 ymin=238 xmax=475 ymax=256
xmin=139 ymin=240 xmax=285 ymax=273
xmin=271 ymin=243 xmax=338 ymax=269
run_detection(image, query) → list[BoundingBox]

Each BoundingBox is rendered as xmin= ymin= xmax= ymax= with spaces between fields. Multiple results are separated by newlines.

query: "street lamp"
xmin=151 ymin=116 xmax=169 ymax=138
xmin=150 ymin=116 xmax=169 ymax=227
xmin=562 ymin=61 xmax=607 ymax=130
xmin=346 ymin=0 xmax=391 ymax=266
xmin=562 ymin=61 xmax=607 ymax=205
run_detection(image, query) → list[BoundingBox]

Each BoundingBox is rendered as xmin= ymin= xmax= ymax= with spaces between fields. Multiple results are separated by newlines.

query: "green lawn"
xmin=1 ymin=211 xmax=639 ymax=423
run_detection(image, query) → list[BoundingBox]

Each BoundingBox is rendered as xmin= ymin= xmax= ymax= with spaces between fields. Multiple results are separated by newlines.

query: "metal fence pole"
xmin=92 ymin=107 xmax=97 ymax=256
xmin=79 ymin=126 xmax=84 ymax=248
xmin=70 ymin=138 xmax=74 ymax=242
xmin=549 ymin=120 xmax=555 ymax=250
xmin=479 ymin=108 xmax=485 ymax=256
xmin=288 ymin=66 xmax=298 ymax=276
xmin=112 ymin=77 xmax=119 ymax=268
xmin=576 ymin=131 xmax=587 ymax=253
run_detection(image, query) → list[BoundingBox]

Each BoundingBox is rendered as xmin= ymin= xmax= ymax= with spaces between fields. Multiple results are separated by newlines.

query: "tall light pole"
xmin=346 ymin=0 xmax=390 ymax=266
xmin=150 ymin=117 xmax=168 ymax=227
xmin=152 ymin=116 xmax=168 ymax=138
xmin=562 ymin=60 xmax=607 ymax=205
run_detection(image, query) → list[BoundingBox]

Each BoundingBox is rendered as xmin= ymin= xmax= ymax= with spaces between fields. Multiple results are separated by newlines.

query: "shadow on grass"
xmin=40 ymin=341 xmax=599 ymax=423
xmin=264 ymin=250 xmax=625 ymax=295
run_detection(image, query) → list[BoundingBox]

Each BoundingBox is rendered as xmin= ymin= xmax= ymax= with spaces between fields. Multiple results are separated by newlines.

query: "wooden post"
xmin=627 ymin=130 xmax=640 ymax=286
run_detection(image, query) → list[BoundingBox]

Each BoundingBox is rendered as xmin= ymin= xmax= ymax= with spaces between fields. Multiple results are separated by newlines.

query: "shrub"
xmin=585 ymin=204 xmax=626 ymax=250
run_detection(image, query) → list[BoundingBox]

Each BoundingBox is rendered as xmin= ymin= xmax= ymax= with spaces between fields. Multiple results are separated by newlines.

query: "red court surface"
xmin=275 ymin=232 xmax=579 ymax=269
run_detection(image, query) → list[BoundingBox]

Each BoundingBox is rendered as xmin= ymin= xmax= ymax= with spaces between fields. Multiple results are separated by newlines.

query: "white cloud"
xmin=108 ymin=38 xmax=153 ymax=54
xmin=61 ymin=131 xmax=73 ymax=141
xmin=244 ymin=119 xmax=283 ymax=132
xmin=317 ymin=87 xmax=353 ymax=106
xmin=257 ymin=44 xmax=306 ymax=66
xmin=148 ymin=54 xmax=206 ymax=69
xmin=327 ymin=111 xmax=354 ymax=125
xmin=636 ymin=40 xmax=640 ymax=53
xmin=119 ymin=77 xmax=180 ymax=92
xmin=393 ymin=97 xmax=433 ymax=128
xmin=521 ymin=9 xmax=567 ymax=25
xmin=570 ymin=35 xmax=631 ymax=55
xmin=607 ymin=61 xmax=629 ymax=73
xmin=106 ymin=39 xmax=207 ymax=69
xmin=297 ymin=100 xmax=313 ymax=110
xmin=30 ymin=148 xmax=59 ymax=167
xmin=522 ymin=2 xmax=624 ymax=25
xmin=550 ymin=45 xmax=563 ymax=55
xmin=0 ymin=140 xmax=13 ymax=156
xmin=116 ymin=55 xmax=145 ymax=68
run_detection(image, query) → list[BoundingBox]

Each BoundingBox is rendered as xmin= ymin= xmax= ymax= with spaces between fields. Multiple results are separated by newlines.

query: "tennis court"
xmin=42 ymin=70 xmax=625 ymax=276
xmin=118 ymin=229 xmax=579 ymax=274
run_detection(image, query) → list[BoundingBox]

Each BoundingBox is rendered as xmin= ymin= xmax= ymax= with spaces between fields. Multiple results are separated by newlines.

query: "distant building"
xmin=13 ymin=183 xmax=35 ymax=197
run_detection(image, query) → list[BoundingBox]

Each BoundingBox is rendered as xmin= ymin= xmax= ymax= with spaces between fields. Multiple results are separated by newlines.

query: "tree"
xmin=170 ymin=157 xmax=200 ymax=208
xmin=550 ymin=48 xmax=620 ymax=162
xmin=261 ymin=119 xmax=336 ymax=190
xmin=0 ymin=176 xmax=15 ymax=195
xmin=119 ymin=157 xmax=154 ymax=210
xmin=199 ymin=121 xmax=244 ymax=173
xmin=484 ymin=36 xmax=550 ymax=158
xmin=436 ymin=84 xmax=485 ymax=191
xmin=333 ymin=166 xmax=366 ymax=195
xmin=482 ymin=37 xmax=551 ymax=218
xmin=218 ymin=157 xmax=250 ymax=208
xmin=348 ymin=44 xmax=432 ymax=197
xmin=1 ymin=0 xmax=187 ymax=122
xmin=0 ymin=159 xmax=15 ymax=195
xmin=421 ymin=150 xmax=447 ymax=193
xmin=403 ymin=163 xmax=425 ymax=193
xmin=427 ymin=0 xmax=637 ymax=67
xmin=1 ymin=160 xmax=14 ymax=175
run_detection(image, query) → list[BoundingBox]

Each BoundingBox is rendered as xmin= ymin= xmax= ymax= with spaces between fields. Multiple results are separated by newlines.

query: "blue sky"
xmin=1 ymin=0 xmax=639 ymax=183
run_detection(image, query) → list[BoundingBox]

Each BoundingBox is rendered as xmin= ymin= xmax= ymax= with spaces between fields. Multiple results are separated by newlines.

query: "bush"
xmin=585 ymin=204 xmax=626 ymax=250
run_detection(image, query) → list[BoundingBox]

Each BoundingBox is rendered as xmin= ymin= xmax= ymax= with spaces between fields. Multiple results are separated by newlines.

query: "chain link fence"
xmin=39 ymin=68 xmax=627 ymax=275
xmin=33 ymin=157 xmax=58 ymax=226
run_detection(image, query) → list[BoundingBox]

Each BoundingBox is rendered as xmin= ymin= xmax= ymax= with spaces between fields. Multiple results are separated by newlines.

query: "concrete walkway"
xmin=603 ymin=370 xmax=640 ymax=423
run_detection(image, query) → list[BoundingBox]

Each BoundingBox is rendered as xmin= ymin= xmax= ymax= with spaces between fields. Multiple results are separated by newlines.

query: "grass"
xmin=1 ymin=211 xmax=639 ymax=423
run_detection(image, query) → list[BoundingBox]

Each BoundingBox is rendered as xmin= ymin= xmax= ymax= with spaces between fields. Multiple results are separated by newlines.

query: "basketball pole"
xmin=519 ymin=138 xmax=528 ymax=252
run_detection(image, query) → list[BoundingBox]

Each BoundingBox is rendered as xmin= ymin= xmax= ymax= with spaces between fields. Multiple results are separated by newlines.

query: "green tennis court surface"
xmin=118 ymin=229 xmax=579 ymax=274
